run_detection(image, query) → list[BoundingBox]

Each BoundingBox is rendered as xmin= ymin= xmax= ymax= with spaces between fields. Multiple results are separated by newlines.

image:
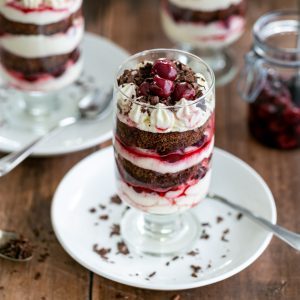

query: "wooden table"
xmin=0 ymin=1 xmax=300 ymax=299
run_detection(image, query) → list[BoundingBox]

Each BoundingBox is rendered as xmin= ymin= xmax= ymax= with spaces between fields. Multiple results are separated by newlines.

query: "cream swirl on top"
xmin=168 ymin=0 xmax=243 ymax=11
xmin=117 ymin=72 xmax=214 ymax=133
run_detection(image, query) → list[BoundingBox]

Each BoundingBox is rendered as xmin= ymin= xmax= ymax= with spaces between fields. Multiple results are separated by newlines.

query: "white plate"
xmin=51 ymin=147 xmax=277 ymax=290
xmin=0 ymin=33 xmax=129 ymax=156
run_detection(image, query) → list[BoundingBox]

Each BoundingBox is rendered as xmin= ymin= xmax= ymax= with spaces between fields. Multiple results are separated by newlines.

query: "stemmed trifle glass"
xmin=114 ymin=49 xmax=215 ymax=256
xmin=0 ymin=0 xmax=84 ymax=132
xmin=160 ymin=0 xmax=246 ymax=85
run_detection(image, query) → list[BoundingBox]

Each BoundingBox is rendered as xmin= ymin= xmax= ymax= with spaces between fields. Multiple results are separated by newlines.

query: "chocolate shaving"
xmin=34 ymin=272 xmax=41 ymax=280
xmin=201 ymin=222 xmax=211 ymax=227
xmin=99 ymin=215 xmax=109 ymax=221
xmin=99 ymin=204 xmax=106 ymax=210
xmin=172 ymin=256 xmax=179 ymax=261
xmin=216 ymin=216 xmax=224 ymax=224
xmin=221 ymin=229 xmax=230 ymax=242
xmin=117 ymin=241 xmax=129 ymax=255
xmin=200 ymin=229 xmax=210 ymax=240
xmin=93 ymin=244 xmax=111 ymax=260
xmin=171 ymin=295 xmax=181 ymax=300
xmin=187 ymin=250 xmax=199 ymax=256
xmin=89 ymin=208 xmax=96 ymax=213
xmin=110 ymin=224 xmax=120 ymax=237
xmin=148 ymin=271 xmax=156 ymax=278
xmin=0 ymin=236 xmax=33 ymax=260
xmin=110 ymin=195 xmax=122 ymax=205
xmin=237 ymin=213 xmax=243 ymax=220
xmin=38 ymin=252 xmax=49 ymax=263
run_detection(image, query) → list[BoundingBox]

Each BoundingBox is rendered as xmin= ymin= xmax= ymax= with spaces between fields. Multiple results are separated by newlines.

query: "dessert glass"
xmin=160 ymin=0 xmax=246 ymax=85
xmin=239 ymin=11 xmax=300 ymax=150
xmin=0 ymin=0 xmax=84 ymax=132
xmin=114 ymin=49 xmax=215 ymax=256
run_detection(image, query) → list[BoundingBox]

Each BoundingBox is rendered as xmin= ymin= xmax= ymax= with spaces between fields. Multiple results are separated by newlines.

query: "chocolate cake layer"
xmin=0 ymin=48 xmax=80 ymax=79
xmin=116 ymin=117 xmax=211 ymax=155
xmin=0 ymin=8 xmax=82 ymax=36
xmin=116 ymin=154 xmax=211 ymax=190
xmin=166 ymin=0 xmax=246 ymax=24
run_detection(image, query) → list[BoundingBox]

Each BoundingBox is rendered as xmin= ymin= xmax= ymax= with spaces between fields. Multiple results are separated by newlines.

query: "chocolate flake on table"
xmin=201 ymin=222 xmax=211 ymax=228
xmin=38 ymin=252 xmax=50 ymax=263
xmin=121 ymin=206 xmax=131 ymax=217
xmin=172 ymin=256 xmax=179 ymax=261
xmin=237 ymin=213 xmax=243 ymax=220
xmin=221 ymin=229 xmax=230 ymax=242
xmin=117 ymin=241 xmax=129 ymax=255
xmin=93 ymin=244 xmax=111 ymax=260
xmin=216 ymin=216 xmax=224 ymax=224
xmin=187 ymin=250 xmax=199 ymax=256
xmin=99 ymin=204 xmax=106 ymax=210
xmin=89 ymin=208 xmax=96 ymax=213
xmin=0 ymin=236 xmax=33 ymax=260
xmin=171 ymin=295 xmax=181 ymax=300
xmin=207 ymin=262 xmax=212 ymax=269
xmin=99 ymin=214 xmax=109 ymax=221
xmin=34 ymin=272 xmax=41 ymax=280
xmin=146 ymin=271 xmax=156 ymax=280
xmin=110 ymin=224 xmax=120 ymax=237
xmin=190 ymin=265 xmax=201 ymax=278
xmin=115 ymin=292 xmax=130 ymax=299
xmin=110 ymin=195 xmax=122 ymax=205
xmin=221 ymin=255 xmax=227 ymax=258
xmin=0 ymin=286 xmax=4 ymax=290
xmin=200 ymin=229 xmax=210 ymax=240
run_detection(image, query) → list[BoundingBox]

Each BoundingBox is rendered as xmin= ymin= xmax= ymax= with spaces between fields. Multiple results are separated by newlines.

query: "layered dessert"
xmin=161 ymin=0 xmax=246 ymax=49
xmin=114 ymin=58 xmax=215 ymax=214
xmin=249 ymin=75 xmax=300 ymax=149
xmin=0 ymin=0 xmax=84 ymax=91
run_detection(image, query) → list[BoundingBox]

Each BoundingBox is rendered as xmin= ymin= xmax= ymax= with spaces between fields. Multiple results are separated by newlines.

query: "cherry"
xmin=172 ymin=82 xmax=196 ymax=101
xmin=149 ymin=75 xmax=174 ymax=98
xmin=139 ymin=82 xmax=150 ymax=96
xmin=152 ymin=59 xmax=177 ymax=81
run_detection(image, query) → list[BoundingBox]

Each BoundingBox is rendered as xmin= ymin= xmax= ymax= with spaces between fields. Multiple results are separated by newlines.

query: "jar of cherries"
xmin=239 ymin=11 xmax=300 ymax=150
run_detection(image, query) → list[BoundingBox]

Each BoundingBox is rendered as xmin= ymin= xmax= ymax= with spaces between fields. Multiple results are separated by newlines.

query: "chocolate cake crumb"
xmin=0 ymin=286 xmax=4 ymax=290
xmin=172 ymin=256 xmax=179 ymax=261
xmin=38 ymin=252 xmax=49 ymax=263
xmin=148 ymin=271 xmax=156 ymax=278
xmin=34 ymin=272 xmax=41 ymax=280
xmin=201 ymin=222 xmax=211 ymax=227
xmin=187 ymin=250 xmax=199 ymax=256
xmin=237 ymin=213 xmax=243 ymax=220
xmin=110 ymin=195 xmax=122 ymax=205
xmin=207 ymin=263 xmax=212 ymax=269
xmin=93 ymin=244 xmax=111 ymax=260
xmin=89 ymin=208 xmax=96 ymax=213
xmin=0 ymin=236 xmax=33 ymax=260
xmin=200 ymin=229 xmax=210 ymax=240
xmin=191 ymin=273 xmax=198 ymax=278
xmin=221 ymin=255 xmax=227 ymax=258
xmin=117 ymin=241 xmax=129 ymax=255
xmin=99 ymin=204 xmax=106 ymax=210
xmin=171 ymin=295 xmax=181 ymax=300
xmin=99 ymin=215 xmax=109 ymax=221
xmin=223 ymin=229 xmax=230 ymax=234
xmin=190 ymin=265 xmax=202 ymax=278
xmin=166 ymin=261 xmax=170 ymax=266
xmin=221 ymin=229 xmax=230 ymax=242
xmin=115 ymin=292 xmax=129 ymax=299
xmin=216 ymin=216 xmax=224 ymax=224
xmin=110 ymin=224 xmax=120 ymax=237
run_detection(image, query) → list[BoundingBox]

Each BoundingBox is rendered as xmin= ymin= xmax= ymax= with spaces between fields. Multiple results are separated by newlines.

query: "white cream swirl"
xmin=168 ymin=0 xmax=243 ymax=11
xmin=117 ymin=75 xmax=215 ymax=133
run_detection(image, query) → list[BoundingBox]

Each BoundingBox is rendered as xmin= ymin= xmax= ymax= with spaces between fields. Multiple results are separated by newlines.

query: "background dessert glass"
xmin=0 ymin=0 xmax=84 ymax=132
xmin=239 ymin=11 xmax=300 ymax=150
xmin=161 ymin=0 xmax=246 ymax=85
xmin=114 ymin=49 xmax=215 ymax=256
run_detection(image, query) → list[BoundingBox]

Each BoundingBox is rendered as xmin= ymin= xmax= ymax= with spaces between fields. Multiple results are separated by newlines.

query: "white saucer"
xmin=51 ymin=147 xmax=276 ymax=290
xmin=0 ymin=33 xmax=129 ymax=156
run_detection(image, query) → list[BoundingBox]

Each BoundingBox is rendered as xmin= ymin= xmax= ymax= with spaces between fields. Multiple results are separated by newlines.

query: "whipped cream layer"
xmin=0 ymin=0 xmax=82 ymax=24
xmin=162 ymin=12 xmax=245 ymax=49
xmin=115 ymin=135 xmax=214 ymax=174
xmin=0 ymin=54 xmax=83 ymax=91
xmin=117 ymin=80 xmax=214 ymax=134
xmin=0 ymin=19 xmax=83 ymax=58
xmin=118 ymin=169 xmax=211 ymax=215
xmin=168 ymin=0 xmax=243 ymax=11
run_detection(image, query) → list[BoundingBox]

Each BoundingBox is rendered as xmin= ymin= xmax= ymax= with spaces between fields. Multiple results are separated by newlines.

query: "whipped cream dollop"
xmin=2 ymin=0 xmax=75 ymax=9
xmin=117 ymin=73 xmax=215 ymax=133
xmin=168 ymin=0 xmax=243 ymax=11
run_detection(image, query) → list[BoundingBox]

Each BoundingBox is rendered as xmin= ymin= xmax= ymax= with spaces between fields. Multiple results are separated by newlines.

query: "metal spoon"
xmin=0 ymin=230 xmax=33 ymax=262
xmin=0 ymin=88 xmax=113 ymax=177
xmin=208 ymin=193 xmax=300 ymax=251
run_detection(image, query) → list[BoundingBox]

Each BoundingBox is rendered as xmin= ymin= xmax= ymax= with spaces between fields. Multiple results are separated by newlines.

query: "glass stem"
xmin=141 ymin=213 xmax=183 ymax=241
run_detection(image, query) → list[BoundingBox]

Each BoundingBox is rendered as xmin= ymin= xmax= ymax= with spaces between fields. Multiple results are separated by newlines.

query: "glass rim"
xmin=253 ymin=10 xmax=300 ymax=56
xmin=114 ymin=48 xmax=215 ymax=109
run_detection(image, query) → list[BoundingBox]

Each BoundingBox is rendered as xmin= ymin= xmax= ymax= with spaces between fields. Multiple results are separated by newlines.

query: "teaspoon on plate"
xmin=0 ymin=88 xmax=113 ymax=177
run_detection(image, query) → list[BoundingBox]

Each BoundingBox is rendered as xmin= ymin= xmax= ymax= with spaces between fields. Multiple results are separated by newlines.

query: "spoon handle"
xmin=208 ymin=193 xmax=300 ymax=251
xmin=0 ymin=117 xmax=76 ymax=177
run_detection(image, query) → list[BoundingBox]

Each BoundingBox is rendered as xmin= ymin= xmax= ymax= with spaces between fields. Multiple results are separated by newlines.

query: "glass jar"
xmin=239 ymin=11 xmax=300 ymax=150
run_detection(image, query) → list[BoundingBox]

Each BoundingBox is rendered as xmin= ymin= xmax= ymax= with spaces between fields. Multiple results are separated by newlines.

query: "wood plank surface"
xmin=1 ymin=0 xmax=300 ymax=299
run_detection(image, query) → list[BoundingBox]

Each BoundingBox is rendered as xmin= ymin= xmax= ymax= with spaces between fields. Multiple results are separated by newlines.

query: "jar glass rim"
xmin=115 ymin=48 xmax=215 ymax=109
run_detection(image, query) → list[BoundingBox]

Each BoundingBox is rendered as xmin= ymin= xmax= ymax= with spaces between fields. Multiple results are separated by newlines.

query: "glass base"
xmin=1 ymin=87 xmax=81 ymax=134
xmin=179 ymin=45 xmax=237 ymax=86
xmin=121 ymin=209 xmax=199 ymax=257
